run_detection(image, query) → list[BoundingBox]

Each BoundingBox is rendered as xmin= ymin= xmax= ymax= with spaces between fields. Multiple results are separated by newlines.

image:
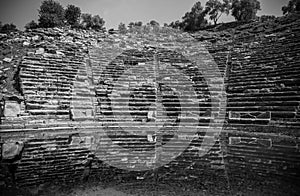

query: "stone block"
xmin=256 ymin=139 xmax=272 ymax=148
xmin=229 ymin=137 xmax=241 ymax=145
xmin=3 ymin=57 xmax=12 ymax=63
xmin=71 ymin=109 xmax=93 ymax=119
xmin=229 ymin=111 xmax=240 ymax=119
xmin=23 ymin=41 xmax=30 ymax=46
xmin=35 ymin=48 xmax=45 ymax=55
xmin=2 ymin=141 xmax=24 ymax=160
xmin=4 ymin=101 xmax=20 ymax=117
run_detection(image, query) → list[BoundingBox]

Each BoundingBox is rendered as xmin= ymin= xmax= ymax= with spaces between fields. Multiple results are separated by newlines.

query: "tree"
xmin=150 ymin=20 xmax=160 ymax=26
xmin=231 ymin=0 xmax=261 ymax=22
xmin=91 ymin=15 xmax=105 ymax=31
xmin=181 ymin=1 xmax=208 ymax=31
xmin=81 ymin=13 xmax=92 ymax=29
xmin=25 ymin=20 xmax=39 ymax=30
xmin=118 ymin=23 xmax=127 ymax=34
xmin=38 ymin=0 xmax=65 ymax=28
xmin=205 ymin=0 xmax=231 ymax=25
xmin=282 ymin=0 xmax=300 ymax=15
xmin=65 ymin=4 xmax=81 ymax=26
xmin=0 ymin=23 xmax=18 ymax=33
xmin=169 ymin=20 xmax=182 ymax=29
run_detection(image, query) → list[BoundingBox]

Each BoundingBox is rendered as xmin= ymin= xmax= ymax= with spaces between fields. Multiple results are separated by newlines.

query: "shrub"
xmin=81 ymin=13 xmax=92 ymax=29
xmin=91 ymin=15 xmax=105 ymax=31
xmin=282 ymin=0 xmax=300 ymax=15
xmin=181 ymin=1 xmax=208 ymax=31
xmin=38 ymin=0 xmax=65 ymax=28
xmin=231 ymin=0 xmax=261 ymax=22
xmin=118 ymin=23 xmax=127 ymax=34
xmin=65 ymin=5 xmax=81 ymax=26
xmin=0 ymin=23 xmax=18 ymax=33
xmin=25 ymin=20 xmax=39 ymax=30
xmin=149 ymin=20 xmax=160 ymax=26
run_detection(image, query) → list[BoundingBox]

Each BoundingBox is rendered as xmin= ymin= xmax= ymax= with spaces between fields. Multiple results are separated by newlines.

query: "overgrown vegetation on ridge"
xmin=0 ymin=0 xmax=299 ymax=34
xmin=120 ymin=0 xmax=299 ymax=33
xmin=24 ymin=0 xmax=105 ymax=31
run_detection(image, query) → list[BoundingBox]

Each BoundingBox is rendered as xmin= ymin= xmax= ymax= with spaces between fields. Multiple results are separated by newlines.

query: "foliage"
xmin=205 ymin=0 xmax=231 ymax=25
xmin=38 ymin=0 xmax=65 ymax=28
xmin=169 ymin=20 xmax=182 ymax=29
xmin=259 ymin=15 xmax=276 ymax=22
xmin=80 ymin=14 xmax=105 ymax=30
xmin=25 ymin=20 xmax=39 ymax=30
xmin=231 ymin=0 xmax=261 ymax=21
xmin=36 ymin=1 xmax=106 ymax=29
xmin=149 ymin=20 xmax=160 ymax=26
xmin=282 ymin=0 xmax=300 ymax=15
xmin=118 ymin=23 xmax=127 ymax=34
xmin=91 ymin=15 xmax=105 ymax=31
xmin=181 ymin=1 xmax=208 ymax=31
xmin=135 ymin=21 xmax=143 ymax=27
xmin=0 ymin=23 xmax=18 ymax=33
xmin=123 ymin=22 xmax=179 ymax=35
xmin=128 ymin=21 xmax=143 ymax=29
xmin=128 ymin=22 xmax=134 ymax=29
xmin=65 ymin=5 xmax=81 ymax=26
xmin=81 ymin=13 xmax=92 ymax=29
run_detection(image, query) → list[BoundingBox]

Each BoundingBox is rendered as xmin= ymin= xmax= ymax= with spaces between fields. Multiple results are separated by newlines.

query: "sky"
xmin=0 ymin=0 xmax=290 ymax=30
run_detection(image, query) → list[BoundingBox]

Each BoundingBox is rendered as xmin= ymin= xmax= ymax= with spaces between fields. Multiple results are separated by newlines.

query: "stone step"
xmin=27 ymin=109 xmax=70 ymax=115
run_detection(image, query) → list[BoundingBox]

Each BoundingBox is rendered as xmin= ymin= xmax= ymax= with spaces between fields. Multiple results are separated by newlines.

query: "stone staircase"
xmin=227 ymin=20 xmax=300 ymax=126
xmin=0 ymin=21 xmax=299 ymax=194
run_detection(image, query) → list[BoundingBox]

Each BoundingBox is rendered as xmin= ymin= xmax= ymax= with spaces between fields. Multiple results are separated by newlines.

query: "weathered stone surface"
xmin=3 ymin=57 xmax=12 ymax=63
xmin=71 ymin=109 xmax=93 ymax=119
xmin=4 ymin=101 xmax=20 ymax=117
xmin=2 ymin=141 xmax=24 ymax=160
xmin=35 ymin=48 xmax=44 ymax=55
